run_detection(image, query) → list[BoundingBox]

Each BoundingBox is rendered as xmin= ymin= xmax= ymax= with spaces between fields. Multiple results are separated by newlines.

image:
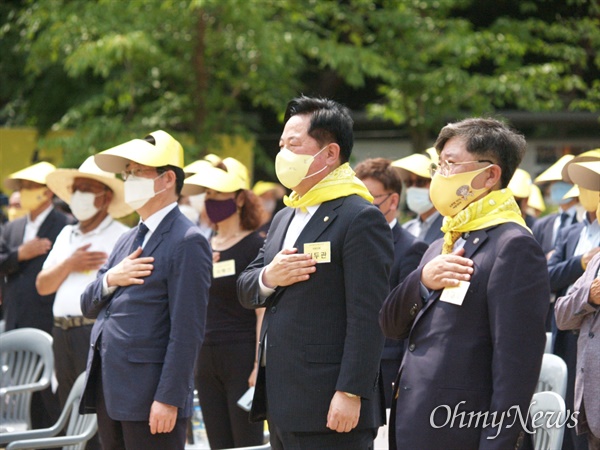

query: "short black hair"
xmin=284 ymin=96 xmax=354 ymax=164
xmin=434 ymin=118 xmax=526 ymax=188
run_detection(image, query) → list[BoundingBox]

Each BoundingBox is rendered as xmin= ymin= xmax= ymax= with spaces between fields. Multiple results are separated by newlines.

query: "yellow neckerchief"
xmin=441 ymin=188 xmax=529 ymax=254
xmin=283 ymin=163 xmax=373 ymax=212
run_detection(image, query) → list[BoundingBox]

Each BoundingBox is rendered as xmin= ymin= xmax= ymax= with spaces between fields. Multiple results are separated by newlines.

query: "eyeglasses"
xmin=373 ymin=193 xmax=392 ymax=208
xmin=120 ymin=168 xmax=157 ymax=181
xmin=429 ymin=159 xmax=494 ymax=177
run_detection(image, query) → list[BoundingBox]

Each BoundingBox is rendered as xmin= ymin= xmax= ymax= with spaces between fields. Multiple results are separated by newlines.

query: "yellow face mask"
xmin=578 ymin=187 xmax=600 ymax=213
xmin=20 ymin=187 xmax=48 ymax=212
xmin=429 ymin=165 xmax=492 ymax=217
xmin=7 ymin=206 xmax=27 ymax=221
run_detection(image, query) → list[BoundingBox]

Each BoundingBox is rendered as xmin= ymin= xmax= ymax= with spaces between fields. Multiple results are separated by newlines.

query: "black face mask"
xmin=204 ymin=198 xmax=237 ymax=223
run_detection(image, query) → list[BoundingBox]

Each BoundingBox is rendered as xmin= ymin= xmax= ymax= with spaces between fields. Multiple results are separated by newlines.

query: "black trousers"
xmin=268 ymin=421 xmax=377 ymax=450
xmin=95 ymin=359 xmax=187 ymax=450
xmin=195 ymin=341 xmax=264 ymax=449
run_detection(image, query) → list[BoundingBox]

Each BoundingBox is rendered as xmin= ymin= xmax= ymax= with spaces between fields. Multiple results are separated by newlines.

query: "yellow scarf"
xmin=283 ymin=163 xmax=373 ymax=211
xmin=440 ymin=188 xmax=529 ymax=254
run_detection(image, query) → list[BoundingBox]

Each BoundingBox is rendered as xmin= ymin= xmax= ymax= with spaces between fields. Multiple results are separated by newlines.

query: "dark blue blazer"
xmin=79 ymin=207 xmax=212 ymax=421
xmin=0 ymin=208 xmax=72 ymax=333
xmin=548 ymin=222 xmax=586 ymax=296
xmin=380 ymin=223 xmax=548 ymax=450
xmin=237 ymin=195 xmax=394 ymax=433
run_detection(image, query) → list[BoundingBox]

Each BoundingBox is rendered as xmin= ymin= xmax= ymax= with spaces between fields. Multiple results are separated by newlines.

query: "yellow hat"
xmin=94 ymin=130 xmax=184 ymax=173
xmin=563 ymin=185 xmax=580 ymax=200
xmin=425 ymin=147 xmax=439 ymax=165
xmin=252 ymin=181 xmax=281 ymax=197
xmin=182 ymin=157 xmax=248 ymax=195
xmin=527 ymin=184 xmax=546 ymax=213
xmin=508 ymin=168 xmax=532 ymax=199
xmin=534 ymin=155 xmax=575 ymax=184
xmin=561 ymin=149 xmax=600 ymax=184
xmin=391 ymin=153 xmax=432 ymax=179
xmin=46 ymin=156 xmax=133 ymax=218
xmin=4 ymin=161 xmax=56 ymax=190
xmin=567 ymin=161 xmax=600 ymax=191
xmin=183 ymin=159 xmax=214 ymax=176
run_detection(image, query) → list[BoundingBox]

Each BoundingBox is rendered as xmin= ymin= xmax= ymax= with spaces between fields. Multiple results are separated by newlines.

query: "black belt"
xmin=54 ymin=316 xmax=96 ymax=330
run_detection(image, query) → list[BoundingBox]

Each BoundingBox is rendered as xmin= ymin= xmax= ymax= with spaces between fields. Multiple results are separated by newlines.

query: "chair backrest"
xmin=536 ymin=353 xmax=568 ymax=399
xmin=530 ymin=391 xmax=566 ymax=450
xmin=62 ymin=372 xmax=97 ymax=450
xmin=0 ymin=328 xmax=54 ymax=432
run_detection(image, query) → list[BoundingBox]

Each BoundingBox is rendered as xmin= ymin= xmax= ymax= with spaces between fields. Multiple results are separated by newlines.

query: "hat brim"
xmin=567 ymin=161 xmax=600 ymax=191
xmin=534 ymin=155 xmax=574 ymax=184
xmin=562 ymin=185 xmax=580 ymax=200
xmin=560 ymin=150 xmax=600 ymax=184
xmin=46 ymin=169 xmax=133 ymax=219
xmin=182 ymin=166 xmax=246 ymax=196
xmin=5 ymin=162 xmax=56 ymax=190
xmin=391 ymin=154 xmax=432 ymax=180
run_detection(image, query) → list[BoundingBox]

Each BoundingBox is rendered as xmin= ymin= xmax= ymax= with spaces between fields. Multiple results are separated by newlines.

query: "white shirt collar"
xmin=27 ymin=204 xmax=53 ymax=228
xmin=141 ymin=202 xmax=178 ymax=233
xmin=388 ymin=218 xmax=397 ymax=229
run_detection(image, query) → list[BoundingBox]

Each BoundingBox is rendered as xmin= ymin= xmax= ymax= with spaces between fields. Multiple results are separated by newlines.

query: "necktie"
xmin=130 ymin=223 xmax=149 ymax=252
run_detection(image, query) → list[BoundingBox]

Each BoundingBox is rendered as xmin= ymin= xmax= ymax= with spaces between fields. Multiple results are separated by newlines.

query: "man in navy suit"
xmin=79 ymin=131 xmax=212 ymax=450
xmin=0 ymin=161 xmax=70 ymax=430
xmin=237 ymin=96 xmax=394 ymax=449
xmin=355 ymin=157 xmax=427 ymax=408
xmin=381 ymin=118 xmax=549 ymax=449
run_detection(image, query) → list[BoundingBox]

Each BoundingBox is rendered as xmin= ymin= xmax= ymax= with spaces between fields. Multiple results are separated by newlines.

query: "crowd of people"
xmin=0 ymin=95 xmax=599 ymax=450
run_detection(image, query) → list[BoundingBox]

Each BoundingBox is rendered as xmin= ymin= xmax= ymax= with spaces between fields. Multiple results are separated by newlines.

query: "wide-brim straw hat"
xmin=46 ymin=156 xmax=133 ymax=218
xmin=94 ymin=130 xmax=184 ymax=173
xmin=391 ymin=153 xmax=432 ymax=180
xmin=561 ymin=149 xmax=600 ymax=184
xmin=534 ymin=155 xmax=574 ymax=184
xmin=527 ymin=184 xmax=546 ymax=213
xmin=567 ymin=161 xmax=600 ymax=192
xmin=4 ymin=161 xmax=56 ymax=190
xmin=508 ymin=168 xmax=533 ymax=199
xmin=182 ymin=157 xmax=249 ymax=196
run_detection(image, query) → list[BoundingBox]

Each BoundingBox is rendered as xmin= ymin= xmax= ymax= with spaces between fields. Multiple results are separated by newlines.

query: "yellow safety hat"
xmin=391 ymin=153 xmax=432 ymax=179
xmin=508 ymin=168 xmax=532 ymax=199
xmin=4 ymin=161 xmax=56 ymax=190
xmin=567 ymin=161 xmax=600 ymax=192
xmin=46 ymin=156 xmax=133 ymax=218
xmin=534 ymin=155 xmax=574 ymax=184
xmin=182 ymin=157 xmax=248 ymax=195
xmin=94 ymin=130 xmax=184 ymax=173
xmin=527 ymin=184 xmax=546 ymax=213
xmin=561 ymin=149 xmax=600 ymax=184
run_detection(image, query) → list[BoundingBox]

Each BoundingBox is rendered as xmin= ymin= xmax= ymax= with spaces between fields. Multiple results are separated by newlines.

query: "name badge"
xmin=213 ymin=259 xmax=236 ymax=278
xmin=303 ymin=241 xmax=331 ymax=263
xmin=440 ymin=281 xmax=470 ymax=306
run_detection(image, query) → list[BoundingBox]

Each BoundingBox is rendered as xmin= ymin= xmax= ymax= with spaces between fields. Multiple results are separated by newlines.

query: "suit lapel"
xmin=293 ymin=198 xmax=343 ymax=248
xmin=36 ymin=208 xmax=56 ymax=238
xmin=264 ymin=208 xmax=294 ymax=262
xmin=142 ymin=207 xmax=180 ymax=256
xmin=13 ymin=217 xmax=27 ymax=245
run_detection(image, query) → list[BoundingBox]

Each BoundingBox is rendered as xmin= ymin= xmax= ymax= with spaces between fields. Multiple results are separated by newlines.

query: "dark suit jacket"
xmin=381 ymin=223 xmax=427 ymax=407
xmin=533 ymin=212 xmax=579 ymax=256
xmin=79 ymin=207 xmax=212 ymax=421
xmin=237 ymin=195 xmax=394 ymax=433
xmin=403 ymin=212 xmax=444 ymax=245
xmin=0 ymin=208 xmax=71 ymax=333
xmin=380 ymin=223 xmax=549 ymax=450
xmin=548 ymin=222 xmax=586 ymax=296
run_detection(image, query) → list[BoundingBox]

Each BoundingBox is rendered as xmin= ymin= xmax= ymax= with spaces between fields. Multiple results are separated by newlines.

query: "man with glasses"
xmin=355 ymin=157 xmax=428 ymax=408
xmin=392 ymin=152 xmax=444 ymax=244
xmin=380 ymin=118 xmax=549 ymax=449
xmin=78 ymin=131 xmax=212 ymax=450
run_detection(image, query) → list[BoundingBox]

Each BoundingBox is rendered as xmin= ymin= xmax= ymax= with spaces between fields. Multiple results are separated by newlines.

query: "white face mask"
xmin=275 ymin=146 xmax=328 ymax=190
xmin=405 ymin=187 xmax=433 ymax=215
xmin=124 ymin=173 xmax=165 ymax=210
xmin=70 ymin=190 xmax=103 ymax=221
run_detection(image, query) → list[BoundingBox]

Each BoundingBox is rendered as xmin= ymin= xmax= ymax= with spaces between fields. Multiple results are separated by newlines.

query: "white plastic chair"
xmin=0 ymin=371 xmax=98 ymax=450
xmin=535 ymin=353 xmax=568 ymax=399
xmin=530 ymin=391 xmax=566 ymax=450
xmin=0 ymin=328 xmax=54 ymax=433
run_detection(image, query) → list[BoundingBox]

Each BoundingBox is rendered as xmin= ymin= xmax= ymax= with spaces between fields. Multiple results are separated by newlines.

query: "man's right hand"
xmin=106 ymin=247 xmax=154 ymax=287
xmin=262 ymin=248 xmax=316 ymax=288
xmin=18 ymin=237 xmax=52 ymax=261
xmin=66 ymin=244 xmax=108 ymax=272
xmin=421 ymin=247 xmax=474 ymax=291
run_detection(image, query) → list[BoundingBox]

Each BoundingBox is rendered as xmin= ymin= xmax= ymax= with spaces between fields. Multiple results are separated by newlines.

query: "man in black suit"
xmin=0 ymin=161 xmax=71 ymax=430
xmin=355 ymin=157 xmax=427 ymax=408
xmin=237 ymin=96 xmax=394 ymax=450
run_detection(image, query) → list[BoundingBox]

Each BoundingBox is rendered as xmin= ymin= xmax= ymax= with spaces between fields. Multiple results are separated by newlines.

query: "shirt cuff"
xmin=258 ymin=267 xmax=276 ymax=298
xmin=102 ymin=272 xmax=118 ymax=297
xmin=419 ymin=282 xmax=431 ymax=302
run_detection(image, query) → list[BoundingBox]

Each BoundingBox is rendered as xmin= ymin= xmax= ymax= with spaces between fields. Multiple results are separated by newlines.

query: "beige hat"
xmin=182 ymin=157 xmax=249 ymax=195
xmin=534 ymin=155 xmax=574 ymax=184
xmin=425 ymin=147 xmax=439 ymax=165
xmin=527 ymin=184 xmax=546 ymax=213
xmin=561 ymin=149 xmax=600 ymax=184
xmin=4 ymin=161 xmax=56 ymax=190
xmin=567 ymin=161 xmax=600 ymax=192
xmin=46 ymin=156 xmax=133 ymax=218
xmin=252 ymin=181 xmax=282 ymax=197
xmin=508 ymin=168 xmax=533 ymax=199
xmin=562 ymin=185 xmax=580 ymax=200
xmin=94 ymin=130 xmax=184 ymax=173
xmin=391 ymin=153 xmax=432 ymax=180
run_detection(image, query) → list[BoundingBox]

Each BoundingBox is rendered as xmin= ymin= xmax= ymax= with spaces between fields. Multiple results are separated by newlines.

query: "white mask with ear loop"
xmin=70 ymin=190 xmax=105 ymax=221
xmin=124 ymin=173 xmax=166 ymax=210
